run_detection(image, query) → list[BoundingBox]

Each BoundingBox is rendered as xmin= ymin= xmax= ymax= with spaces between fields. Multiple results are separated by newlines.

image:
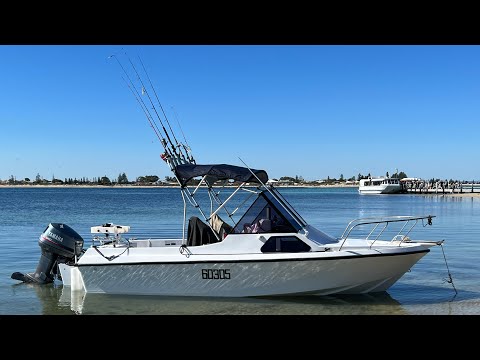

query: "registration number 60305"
xmin=201 ymin=269 xmax=231 ymax=279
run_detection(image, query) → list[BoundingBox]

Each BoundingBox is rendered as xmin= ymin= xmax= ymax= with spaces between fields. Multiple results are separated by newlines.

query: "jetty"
xmin=402 ymin=179 xmax=480 ymax=194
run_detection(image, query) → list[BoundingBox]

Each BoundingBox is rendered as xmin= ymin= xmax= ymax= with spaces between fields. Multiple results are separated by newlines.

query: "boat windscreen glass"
xmin=232 ymin=191 xmax=302 ymax=234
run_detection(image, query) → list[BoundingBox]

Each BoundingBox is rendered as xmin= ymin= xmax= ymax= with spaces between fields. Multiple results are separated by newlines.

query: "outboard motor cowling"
xmin=11 ymin=223 xmax=84 ymax=284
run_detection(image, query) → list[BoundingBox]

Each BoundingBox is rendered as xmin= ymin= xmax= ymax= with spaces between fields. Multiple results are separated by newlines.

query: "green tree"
xmin=279 ymin=176 xmax=295 ymax=182
xmin=100 ymin=176 xmax=111 ymax=185
xmin=117 ymin=172 xmax=129 ymax=184
xmin=144 ymin=175 xmax=159 ymax=183
xmin=52 ymin=178 xmax=63 ymax=184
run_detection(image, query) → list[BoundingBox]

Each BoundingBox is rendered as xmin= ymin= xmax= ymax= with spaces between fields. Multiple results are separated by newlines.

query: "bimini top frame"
xmin=172 ymin=163 xmax=307 ymax=243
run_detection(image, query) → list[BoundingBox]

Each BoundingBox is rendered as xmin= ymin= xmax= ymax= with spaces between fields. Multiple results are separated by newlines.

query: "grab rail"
xmin=338 ymin=215 xmax=435 ymax=251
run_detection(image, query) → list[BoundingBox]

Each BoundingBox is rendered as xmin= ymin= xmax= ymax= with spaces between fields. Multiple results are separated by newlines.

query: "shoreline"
xmin=0 ymin=184 xmax=358 ymax=189
xmin=1 ymin=184 xmax=480 ymax=197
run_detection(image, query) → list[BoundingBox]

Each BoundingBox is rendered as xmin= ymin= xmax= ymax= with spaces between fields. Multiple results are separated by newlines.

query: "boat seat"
xmin=243 ymin=218 xmax=271 ymax=233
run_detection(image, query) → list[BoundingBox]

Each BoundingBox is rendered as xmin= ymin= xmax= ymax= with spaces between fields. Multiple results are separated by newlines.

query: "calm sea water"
xmin=0 ymin=187 xmax=478 ymax=315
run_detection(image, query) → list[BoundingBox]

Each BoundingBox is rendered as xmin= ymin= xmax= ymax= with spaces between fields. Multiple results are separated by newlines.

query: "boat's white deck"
xmin=129 ymin=239 xmax=183 ymax=247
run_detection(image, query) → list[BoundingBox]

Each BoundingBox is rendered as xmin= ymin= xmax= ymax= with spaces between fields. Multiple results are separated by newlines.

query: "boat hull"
xmin=358 ymin=185 xmax=401 ymax=194
xmin=62 ymin=250 xmax=429 ymax=297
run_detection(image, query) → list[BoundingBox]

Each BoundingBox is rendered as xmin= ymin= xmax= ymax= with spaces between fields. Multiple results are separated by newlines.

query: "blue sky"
xmin=1 ymin=45 xmax=479 ymax=182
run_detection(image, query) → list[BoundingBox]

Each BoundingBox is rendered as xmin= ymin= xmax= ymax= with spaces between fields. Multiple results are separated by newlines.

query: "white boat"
xmin=11 ymin=55 xmax=453 ymax=298
xmin=358 ymin=177 xmax=402 ymax=194
xmin=52 ymin=212 xmax=442 ymax=297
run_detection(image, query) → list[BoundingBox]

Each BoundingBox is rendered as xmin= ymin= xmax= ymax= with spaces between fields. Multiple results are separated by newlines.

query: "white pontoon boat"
xmin=358 ymin=177 xmax=402 ymax=194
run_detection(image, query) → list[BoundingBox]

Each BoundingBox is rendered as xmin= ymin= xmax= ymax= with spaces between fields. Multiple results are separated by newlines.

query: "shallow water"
xmin=0 ymin=187 xmax=477 ymax=315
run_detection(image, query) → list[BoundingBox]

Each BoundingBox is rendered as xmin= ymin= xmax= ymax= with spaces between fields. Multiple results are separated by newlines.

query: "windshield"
xmin=232 ymin=190 xmax=303 ymax=234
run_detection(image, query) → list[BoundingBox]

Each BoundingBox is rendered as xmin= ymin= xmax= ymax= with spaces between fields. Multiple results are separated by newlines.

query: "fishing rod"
xmin=109 ymin=53 xmax=180 ymax=168
xmin=111 ymin=54 xmax=164 ymax=144
xmin=171 ymin=105 xmax=196 ymax=164
xmin=123 ymin=52 xmax=185 ymax=165
xmin=121 ymin=76 xmax=163 ymax=144
xmin=137 ymin=56 xmax=189 ymax=163
xmin=108 ymin=53 xmax=186 ymax=171
xmin=120 ymin=75 xmax=178 ymax=168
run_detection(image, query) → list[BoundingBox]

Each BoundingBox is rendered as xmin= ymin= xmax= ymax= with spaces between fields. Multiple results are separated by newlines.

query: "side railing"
xmin=338 ymin=215 xmax=435 ymax=251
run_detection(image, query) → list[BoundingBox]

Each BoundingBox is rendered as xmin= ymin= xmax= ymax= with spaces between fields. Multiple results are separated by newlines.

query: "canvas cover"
xmin=175 ymin=164 xmax=268 ymax=187
xmin=209 ymin=213 xmax=234 ymax=239
xmin=186 ymin=216 xmax=220 ymax=246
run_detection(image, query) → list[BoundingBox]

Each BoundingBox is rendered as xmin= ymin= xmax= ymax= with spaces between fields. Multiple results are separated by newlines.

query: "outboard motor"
xmin=11 ymin=223 xmax=84 ymax=284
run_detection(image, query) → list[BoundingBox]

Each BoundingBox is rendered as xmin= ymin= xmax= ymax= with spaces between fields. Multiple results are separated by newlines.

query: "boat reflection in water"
xmin=54 ymin=287 xmax=406 ymax=315
xmin=27 ymin=281 xmax=470 ymax=315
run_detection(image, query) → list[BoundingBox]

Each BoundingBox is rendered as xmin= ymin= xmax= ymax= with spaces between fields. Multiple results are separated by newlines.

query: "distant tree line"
xmin=1 ymin=172 xmax=178 ymax=186
xmin=356 ymin=171 xmax=408 ymax=181
xmin=3 ymin=170 xmax=409 ymax=186
xmin=273 ymin=170 xmax=410 ymax=185
xmin=8 ymin=170 xmax=475 ymax=187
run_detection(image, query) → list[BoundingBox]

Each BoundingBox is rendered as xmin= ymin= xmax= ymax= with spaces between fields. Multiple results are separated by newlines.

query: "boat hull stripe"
xmin=76 ymin=248 xmax=430 ymax=267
